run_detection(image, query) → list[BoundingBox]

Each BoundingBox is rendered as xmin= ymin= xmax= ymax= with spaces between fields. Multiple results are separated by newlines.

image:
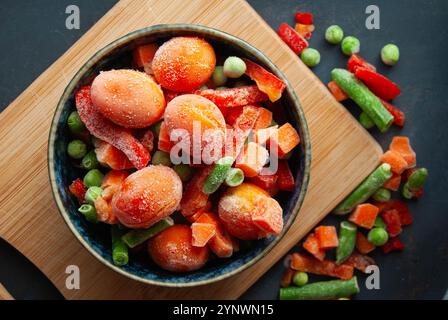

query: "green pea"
xmin=223 ymin=56 xmax=247 ymax=78
xmin=359 ymin=112 xmax=375 ymax=129
xmin=67 ymin=139 xmax=87 ymax=159
xmin=83 ymin=169 xmax=104 ymax=188
xmin=325 ymin=25 xmax=344 ymax=44
xmin=381 ymin=44 xmax=400 ymax=66
xmin=78 ymin=204 xmax=97 ymax=223
xmin=152 ymin=150 xmax=172 ymax=167
xmin=300 ymin=48 xmax=321 ymax=67
xmin=212 ymin=66 xmax=227 ymax=86
xmin=367 ymin=227 xmax=389 ymax=246
xmin=341 ymin=36 xmax=360 ymax=56
xmin=81 ymin=150 xmax=99 ymax=170
xmin=293 ymin=272 xmax=309 ymax=287
xmin=374 ymin=216 xmax=386 ymax=229
xmin=372 ymin=187 xmax=391 ymax=202
xmin=84 ymin=186 xmax=103 ymax=205
xmin=173 ymin=164 xmax=194 ymax=182
xmin=67 ymin=111 xmax=85 ymax=134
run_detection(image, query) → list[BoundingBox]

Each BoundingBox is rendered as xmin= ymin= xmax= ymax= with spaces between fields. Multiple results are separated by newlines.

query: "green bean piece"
xmin=152 ymin=150 xmax=172 ymax=167
xmin=336 ymin=221 xmax=357 ymax=264
xmin=402 ymin=168 xmax=428 ymax=199
xmin=325 ymin=25 xmax=344 ymax=44
xmin=334 ymin=163 xmax=393 ymax=215
xmin=111 ymin=226 xmax=129 ymax=267
xmin=292 ymin=272 xmax=309 ymax=287
xmin=84 ymin=186 xmax=103 ymax=205
xmin=78 ymin=204 xmax=97 ymax=223
xmin=81 ymin=150 xmax=99 ymax=170
xmin=279 ymin=277 xmax=359 ymax=300
xmin=367 ymin=227 xmax=389 ymax=246
xmin=67 ymin=139 xmax=87 ymax=159
xmin=372 ymin=187 xmax=391 ymax=202
xmin=359 ymin=112 xmax=375 ymax=130
xmin=331 ymin=68 xmax=394 ymax=132
xmin=223 ymin=56 xmax=246 ymax=78
xmin=150 ymin=120 xmax=163 ymax=137
xmin=83 ymin=169 xmax=104 ymax=188
xmin=381 ymin=44 xmax=400 ymax=66
xmin=212 ymin=66 xmax=227 ymax=86
xmin=224 ymin=168 xmax=245 ymax=187
xmin=173 ymin=164 xmax=194 ymax=182
xmin=121 ymin=217 xmax=174 ymax=248
xmin=374 ymin=216 xmax=386 ymax=229
xmin=67 ymin=111 xmax=86 ymax=134
xmin=203 ymin=157 xmax=234 ymax=194
xmin=341 ymin=36 xmax=360 ymax=56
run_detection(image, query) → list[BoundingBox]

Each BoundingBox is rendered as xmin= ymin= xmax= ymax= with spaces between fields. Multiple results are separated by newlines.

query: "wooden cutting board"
xmin=0 ymin=0 xmax=382 ymax=299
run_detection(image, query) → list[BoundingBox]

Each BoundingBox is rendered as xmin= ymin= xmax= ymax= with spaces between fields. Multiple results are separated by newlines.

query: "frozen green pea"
xmin=367 ymin=227 xmax=389 ymax=246
xmin=67 ymin=139 xmax=87 ymax=159
xmin=325 ymin=25 xmax=344 ymax=44
xmin=78 ymin=204 xmax=97 ymax=223
xmin=381 ymin=44 xmax=400 ymax=66
xmin=173 ymin=164 xmax=194 ymax=182
xmin=83 ymin=169 xmax=104 ymax=188
xmin=341 ymin=36 xmax=360 ymax=56
xmin=223 ymin=56 xmax=246 ymax=78
xmin=293 ymin=272 xmax=309 ymax=287
xmin=81 ymin=150 xmax=99 ymax=170
xmin=84 ymin=186 xmax=103 ymax=205
xmin=359 ymin=112 xmax=375 ymax=129
xmin=67 ymin=111 xmax=85 ymax=134
xmin=152 ymin=150 xmax=172 ymax=167
xmin=212 ymin=66 xmax=227 ymax=86
xmin=300 ymin=48 xmax=321 ymax=67
xmin=372 ymin=188 xmax=391 ymax=202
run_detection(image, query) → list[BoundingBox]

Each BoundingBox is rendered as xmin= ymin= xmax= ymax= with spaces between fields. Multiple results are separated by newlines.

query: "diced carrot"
xmin=268 ymin=123 xmax=301 ymax=158
xmin=277 ymin=160 xmax=295 ymax=191
xmin=327 ymin=81 xmax=348 ymax=102
xmin=382 ymin=237 xmax=405 ymax=254
xmin=157 ymin=121 xmax=174 ymax=153
xmin=355 ymin=232 xmax=376 ymax=255
xmin=253 ymin=107 xmax=273 ymax=130
xmin=303 ymin=233 xmax=326 ymax=261
xmin=381 ymin=150 xmax=409 ymax=174
xmin=94 ymin=139 xmax=134 ymax=170
xmin=290 ymin=253 xmax=354 ymax=280
xmin=243 ymin=58 xmax=286 ymax=102
xmin=315 ymin=226 xmax=339 ymax=249
xmin=191 ymin=222 xmax=216 ymax=247
xmin=100 ymin=170 xmax=129 ymax=201
xmin=343 ymin=253 xmax=376 ymax=273
xmin=281 ymin=268 xmax=295 ymax=288
xmin=389 ymin=136 xmax=416 ymax=168
xmin=254 ymin=126 xmax=278 ymax=146
xmin=69 ymin=178 xmax=87 ymax=204
xmin=382 ymin=209 xmax=402 ymax=237
xmin=180 ymin=167 xmax=213 ymax=217
xmin=383 ymin=173 xmax=402 ymax=191
xmin=294 ymin=23 xmax=315 ymax=39
xmin=132 ymin=43 xmax=158 ymax=70
xmin=349 ymin=203 xmax=379 ymax=229
xmin=196 ymin=212 xmax=234 ymax=258
xmin=235 ymin=142 xmax=269 ymax=178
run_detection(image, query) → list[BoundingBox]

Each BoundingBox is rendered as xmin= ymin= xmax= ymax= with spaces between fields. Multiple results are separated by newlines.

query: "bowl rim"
xmin=48 ymin=23 xmax=311 ymax=288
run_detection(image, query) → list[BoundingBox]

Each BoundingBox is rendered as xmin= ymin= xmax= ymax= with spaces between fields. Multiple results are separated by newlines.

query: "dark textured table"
xmin=1 ymin=0 xmax=447 ymax=300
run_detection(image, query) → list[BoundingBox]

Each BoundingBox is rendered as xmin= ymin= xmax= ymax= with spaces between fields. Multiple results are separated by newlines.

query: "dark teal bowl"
xmin=48 ymin=24 xmax=311 ymax=287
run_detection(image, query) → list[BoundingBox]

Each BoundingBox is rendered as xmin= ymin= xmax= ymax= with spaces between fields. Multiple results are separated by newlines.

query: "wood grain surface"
xmin=0 ymin=0 xmax=382 ymax=299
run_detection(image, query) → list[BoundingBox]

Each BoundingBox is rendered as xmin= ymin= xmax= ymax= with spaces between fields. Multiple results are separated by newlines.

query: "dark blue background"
xmin=1 ymin=0 xmax=447 ymax=299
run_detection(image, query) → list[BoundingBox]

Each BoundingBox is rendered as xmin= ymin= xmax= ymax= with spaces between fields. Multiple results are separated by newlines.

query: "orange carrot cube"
xmin=191 ymin=222 xmax=216 ymax=247
xmin=303 ymin=233 xmax=326 ymax=261
xmin=381 ymin=150 xmax=409 ymax=174
xmin=389 ymin=136 xmax=416 ymax=168
xmin=355 ymin=232 xmax=376 ymax=254
xmin=268 ymin=123 xmax=300 ymax=158
xmin=180 ymin=167 xmax=212 ymax=217
xmin=315 ymin=226 xmax=339 ymax=249
xmin=349 ymin=203 xmax=379 ymax=229
xmin=235 ymin=142 xmax=269 ymax=178
xmin=133 ymin=43 xmax=158 ymax=69
xmin=196 ymin=212 xmax=234 ymax=258
xmin=327 ymin=81 xmax=348 ymax=102
xmin=253 ymin=107 xmax=273 ymax=130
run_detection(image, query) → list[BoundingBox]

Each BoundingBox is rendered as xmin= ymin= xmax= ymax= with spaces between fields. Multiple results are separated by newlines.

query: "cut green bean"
xmin=279 ymin=277 xmax=359 ymax=300
xmin=121 ymin=217 xmax=174 ymax=248
xmin=334 ymin=163 xmax=393 ymax=215
xmin=331 ymin=68 xmax=394 ymax=132
xmin=336 ymin=221 xmax=357 ymax=264
xmin=372 ymin=187 xmax=391 ymax=202
xmin=111 ymin=226 xmax=129 ymax=266
xmin=203 ymin=157 xmax=234 ymax=194
xmin=81 ymin=150 xmax=99 ymax=170
xmin=374 ymin=216 xmax=386 ymax=229
xmin=84 ymin=186 xmax=103 ymax=205
xmin=78 ymin=204 xmax=97 ymax=223
xmin=402 ymin=168 xmax=428 ymax=199
xmin=359 ymin=112 xmax=375 ymax=130
xmin=224 ymin=168 xmax=245 ymax=187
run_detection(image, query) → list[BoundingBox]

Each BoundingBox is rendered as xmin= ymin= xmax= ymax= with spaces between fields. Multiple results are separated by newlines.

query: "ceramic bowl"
xmin=48 ymin=24 xmax=311 ymax=287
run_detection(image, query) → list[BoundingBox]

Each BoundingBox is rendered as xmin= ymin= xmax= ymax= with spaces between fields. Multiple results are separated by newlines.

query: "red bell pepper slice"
xmin=75 ymin=86 xmax=150 ymax=169
xmin=243 ymin=59 xmax=286 ymax=102
xmin=354 ymin=67 xmax=401 ymax=101
xmin=344 ymin=253 xmax=376 ymax=273
xmin=290 ymin=253 xmax=354 ymax=280
xmin=277 ymin=160 xmax=295 ymax=191
xmin=382 ymin=237 xmax=405 ymax=254
xmin=195 ymin=85 xmax=268 ymax=108
xmin=347 ymin=54 xmax=376 ymax=73
xmin=295 ymin=12 xmax=313 ymax=25
xmin=69 ymin=178 xmax=87 ymax=204
xmin=375 ymin=199 xmax=413 ymax=226
xmin=382 ymin=209 xmax=402 ymax=237
xmin=277 ymin=23 xmax=309 ymax=55
xmin=381 ymin=100 xmax=405 ymax=127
